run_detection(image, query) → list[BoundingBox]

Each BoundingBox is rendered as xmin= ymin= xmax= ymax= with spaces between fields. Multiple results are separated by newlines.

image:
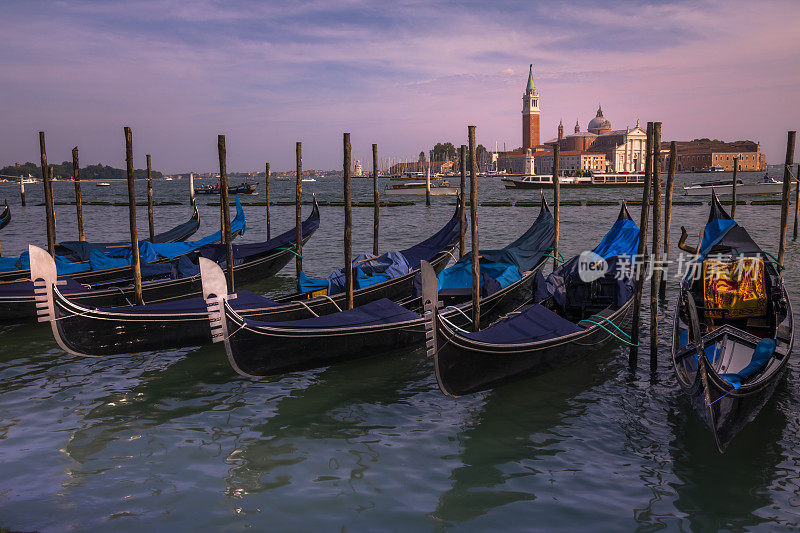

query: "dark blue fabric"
xmin=93 ymin=289 xmax=278 ymax=315
xmin=0 ymin=277 xmax=89 ymax=297
xmin=244 ymin=298 xmax=420 ymax=329
xmin=720 ymin=338 xmax=775 ymax=389
xmin=463 ymin=303 xmax=583 ymax=344
xmin=436 ymin=206 xmax=554 ymax=293
xmin=397 ymin=207 xmax=461 ymax=267
xmin=592 ymin=219 xmax=640 ymax=259
xmin=11 ymin=252 xmax=91 ymax=275
xmin=300 ymin=251 xmax=412 ymax=295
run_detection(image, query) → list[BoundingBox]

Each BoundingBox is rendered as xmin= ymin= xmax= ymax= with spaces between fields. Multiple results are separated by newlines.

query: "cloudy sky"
xmin=1 ymin=0 xmax=798 ymax=172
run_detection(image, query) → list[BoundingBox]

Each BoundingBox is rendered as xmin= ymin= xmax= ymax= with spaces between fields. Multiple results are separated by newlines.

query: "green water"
xmin=1 ymin=171 xmax=798 ymax=531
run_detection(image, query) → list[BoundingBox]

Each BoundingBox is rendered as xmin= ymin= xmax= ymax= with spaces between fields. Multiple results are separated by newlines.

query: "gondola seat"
xmin=719 ymin=338 xmax=776 ymax=389
xmin=463 ymin=304 xmax=582 ymax=345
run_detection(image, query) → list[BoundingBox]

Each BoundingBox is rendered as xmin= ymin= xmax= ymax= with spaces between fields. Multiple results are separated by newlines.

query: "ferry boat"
xmin=384 ymin=181 xmax=458 ymax=196
xmin=683 ymin=176 xmax=786 ymax=196
xmin=502 ymin=172 xmax=647 ymax=189
xmin=96 ymin=182 xmax=111 ymax=187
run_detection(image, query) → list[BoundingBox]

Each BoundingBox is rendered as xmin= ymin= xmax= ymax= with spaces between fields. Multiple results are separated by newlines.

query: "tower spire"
xmin=526 ymin=64 xmax=535 ymax=93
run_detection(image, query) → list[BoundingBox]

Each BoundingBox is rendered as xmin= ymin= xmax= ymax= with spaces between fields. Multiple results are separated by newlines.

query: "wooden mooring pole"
xmin=123 ymin=127 xmax=144 ymax=305
xmin=189 ymin=174 xmax=196 ymax=208
xmin=660 ymin=141 xmax=676 ymax=299
xmin=218 ymin=135 xmax=234 ymax=292
xmin=793 ymin=163 xmax=799 ymax=241
xmin=39 ymin=132 xmax=56 ymax=257
xmin=146 ymin=154 xmax=155 ymax=241
xmin=650 ymin=122 xmax=662 ymax=373
xmin=630 ymin=121 xmax=654 ymax=368
xmin=426 ymin=151 xmax=432 ymax=207
xmin=265 ymin=162 xmax=271 ymax=240
xmin=552 ymin=143 xmax=560 ymax=269
xmin=373 ymin=143 xmax=379 ymax=256
xmin=344 ymin=133 xmax=354 ymax=310
xmin=459 ymin=144 xmax=467 ymax=257
xmin=731 ymin=157 xmax=739 ymax=219
xmin=19 ymin=179 xmax=25 ymax=207
xmin=468 ymin=126 xmax=480 ymax=331
xmin=296 ymin=141 xmax=303 ymax=278
xmin=72 ymin=146 xmax=85 ymax=241
xmin=777 ymin=131 xmax=796 ymax=275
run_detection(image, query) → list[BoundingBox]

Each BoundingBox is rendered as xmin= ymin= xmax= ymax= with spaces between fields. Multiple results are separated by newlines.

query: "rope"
xmin=544 ymin=253 xmax=565 ymax=264
xmin=738 ymin=250 xmax=785 ymax=271
xmin=318 ymin=294 xmax=343 ymax=312
xmin=445 ymin=305 xmax=473 ymax=324
xmin=708 ymin=387 xmax=737 ymax=406
xmin=578 ymin=318 xmax=639 ymax=346
xmin=297 ymin=300 xmax=319 ymax=317
xmin=586 ymin=314 xmax=631 ymax=339
xmin=439 ymin=314 xmax=470 ymax=333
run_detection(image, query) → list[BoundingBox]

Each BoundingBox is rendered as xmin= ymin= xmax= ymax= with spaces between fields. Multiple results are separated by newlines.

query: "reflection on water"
xmin=0 ymin=176 xmax=798 ymax=531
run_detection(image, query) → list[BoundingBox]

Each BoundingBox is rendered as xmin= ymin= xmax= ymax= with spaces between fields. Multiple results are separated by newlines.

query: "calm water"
xmin=1 ymin=171 xmax=799 ymax=531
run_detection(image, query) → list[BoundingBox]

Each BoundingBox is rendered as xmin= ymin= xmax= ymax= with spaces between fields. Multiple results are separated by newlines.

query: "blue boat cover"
xmin=244 ymin=297 xmax=420 ymax=330
xmin=719 ymin=338 xmax=775 ymax=389
xmin=0 ymin=197 xmax=246 ymax=273
xmin=298 ymin=251 xmax=411 ymax=295
xmin=437 ymin=206 xmax=554 ymax=294
xmin=462 ymin=303 xmax=582 ymax=344
xmin=92 ymin=289 xmax=278 ymax=315
xmin=592 ymin=219 xmax=640 ymax=259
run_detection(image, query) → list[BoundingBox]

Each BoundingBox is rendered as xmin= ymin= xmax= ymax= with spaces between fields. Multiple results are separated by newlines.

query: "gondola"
xmin=671 ymin=192 xmax=793 ymax=452
xmin=8 ymin=200 xmax=318 ymax=323
xmin=0 ymin=200 xmax=10 ymax=230
xmin=0 ymin=203 xmax=208 ymax=282
xmin=0 ymin=201 xmax=240 ymax=284
xmin=425 ymin=202 xmax=640 ymax=397
xmin=32 ymin=202 xmax=462 ymax=356
xmin=202 ymin=197 xmax=554 ymax=377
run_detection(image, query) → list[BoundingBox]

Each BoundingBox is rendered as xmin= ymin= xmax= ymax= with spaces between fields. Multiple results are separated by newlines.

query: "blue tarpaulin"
xmin=298 ymin=251 xmax=411 ymax=295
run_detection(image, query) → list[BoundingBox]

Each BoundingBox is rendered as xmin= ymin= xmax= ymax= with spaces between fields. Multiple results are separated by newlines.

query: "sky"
xmin=1 ymin=0 xmax=798 ymax=173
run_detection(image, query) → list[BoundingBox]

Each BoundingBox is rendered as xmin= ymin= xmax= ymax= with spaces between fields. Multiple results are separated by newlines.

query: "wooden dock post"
xmin=459 ymin=144 xmax=467 ymax=257
xmin=343 ymin=133 xmax=354 ymax=310
xmin=218 ymin=135 xmax=235 ymax=292
xmin=660 ymin=141 xmax=676 ymax=299
xmin=19 ymin=179 xmax=25 ymax=207
xmin=39 ymin=132 xmax=56 ymax=257
xmin=373 ymin=143 xmax=379 ymax=256
xmin=468 ymin=126 xmax=480 ymax=331
xmin=630 ymin=121 xmax=654 ymax=368
xmin=295 ymin=141 xmax=303 ymax=278
xmin=123 ymin=127 xmax=144 ymax=305
xmin=793 ymin=163 xmax=799 ymax=241
xmin=72 ymin=146 xmax=85 ymax=241
xmin=552 ymin=143 xmax=560 ymax=269
xmin=731 ymin=157 xmax=739 ymax=219
xmin=189 ymin=174 xmax=196 ymax=208
xmin=650 ymin=122 xmax=662 ymax=372
xmin=265 ymin=162 xmax=271 ymax=240
xmin=426 ymin=150 xmax=432 ymax=207
xmin=146 ymin=154 xmax=155 ymax=241
xmin=777 ymin=131 xmax=796 ymax=275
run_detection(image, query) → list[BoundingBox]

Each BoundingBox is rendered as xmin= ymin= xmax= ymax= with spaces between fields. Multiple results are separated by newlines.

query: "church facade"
xmin=494 ymin=68 xmax=648 ymax=174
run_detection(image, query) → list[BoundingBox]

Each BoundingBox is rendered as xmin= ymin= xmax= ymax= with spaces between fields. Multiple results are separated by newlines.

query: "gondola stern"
xmin=540 ymin=190 xmax=551 ymax=213
xmin=709 ymin=189 xmax=732 ymax=223
xmin=618 ymin=199 xmax=633 ymax=221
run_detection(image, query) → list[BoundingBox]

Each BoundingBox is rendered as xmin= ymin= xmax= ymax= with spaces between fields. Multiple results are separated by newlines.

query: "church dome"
xmin=587 ymin=105 xmax=611 ymax=133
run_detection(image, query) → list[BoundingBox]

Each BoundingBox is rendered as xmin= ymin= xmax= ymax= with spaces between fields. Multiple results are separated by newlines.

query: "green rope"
xmin=278 ymin=247 xmax=303 ymax=259
xmin=586 ymin=314 xmax=631 ymax=339
xmin=738 ymin=250 xmax=785 ymax=271
xmin=578 ymin=318 xmax=639 ymax=346
xmin=544 ymin=253 xmax=565 ymax=264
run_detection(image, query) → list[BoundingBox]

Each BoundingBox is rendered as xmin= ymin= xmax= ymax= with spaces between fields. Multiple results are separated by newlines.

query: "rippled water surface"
xmin=1 ymin=172 xmax=799 ymax=531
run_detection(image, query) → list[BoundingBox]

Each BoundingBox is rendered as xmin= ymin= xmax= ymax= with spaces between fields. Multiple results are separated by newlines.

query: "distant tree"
xmin=418 ymin=151 xmax=426 ymax=162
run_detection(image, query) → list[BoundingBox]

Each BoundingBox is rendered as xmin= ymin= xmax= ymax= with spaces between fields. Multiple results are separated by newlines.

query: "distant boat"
xmin=21 ymin=174 xmax=38 ymax=184
xmin=502 ymin=172 xmax=648 ymax=189
xmin=164 ymin=177 xmax=173 ymax=181
xmin=96 ymin=182 xmax=111 ymax=187
xmin=302 ymin=178 xmax=316 ymax=183
xmin=195 ymin=182 xmax=258 ymax=195
xmin=683 ymin=177 xmax=786 ymax=196
xmin=384 ymin=181 xmax=458 ymax=196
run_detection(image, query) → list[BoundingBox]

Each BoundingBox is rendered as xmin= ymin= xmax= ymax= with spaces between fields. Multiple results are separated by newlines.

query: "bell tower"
xmin=522 ymin=64 xmax=540 ymax=150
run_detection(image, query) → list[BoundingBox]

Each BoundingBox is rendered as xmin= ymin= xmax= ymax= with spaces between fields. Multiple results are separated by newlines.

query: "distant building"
xmin=659 ymin=140 xmax=766 ymax=172
xmin=389 ymin=160 xmax=454 ymax=174
xmin=354 ymin=160 xmax=363 ymax=177
xmin=534 ymin=150 xmax=607 ymax=174
xmin=522 ymin=65 xmax=541 ymax=151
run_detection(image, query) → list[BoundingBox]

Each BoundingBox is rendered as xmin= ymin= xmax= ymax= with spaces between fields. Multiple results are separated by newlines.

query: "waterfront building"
xmin=659 ymin=140 xmax=765 ymax=172
xmin=522 ymin=65 xmax=540 ymax=151
xmin=354 ymin=160 xmax=363 ymax=177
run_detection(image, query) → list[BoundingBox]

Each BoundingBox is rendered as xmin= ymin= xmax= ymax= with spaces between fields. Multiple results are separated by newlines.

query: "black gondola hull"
xmin=433 ymin=300 xmax=634 ymax=396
